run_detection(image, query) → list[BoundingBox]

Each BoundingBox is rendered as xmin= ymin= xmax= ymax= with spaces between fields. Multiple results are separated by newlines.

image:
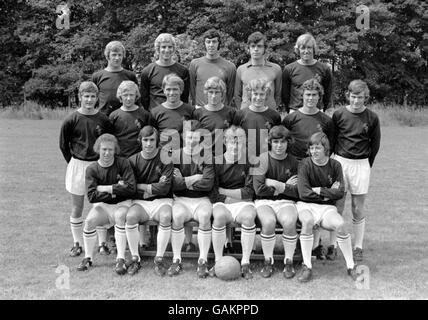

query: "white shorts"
xmin=213 ymin=201 xmax=255 ymax=222
xmin=296 ymin=201 xmax=338 ymax=227
xmin=255 ymin=199 xmax=296 ymax=215
xmin=132 ymin=198 xmax=173 ymax=220
xmin=65 ymin=157 xmax=93 ymax=196
xmin=92 ymin=200 xmax=133 ymax=228
xmin=173 ymin=196 xmax=212 ymax=219
xmin=333 ymin=155 xmax=371 ymax=195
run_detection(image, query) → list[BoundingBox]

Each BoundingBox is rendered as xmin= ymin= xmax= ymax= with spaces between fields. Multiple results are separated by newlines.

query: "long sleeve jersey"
xmin=297 ymin=157 xmax=345 ymax=205
xmin=128 ymin=150 xmax=173 ymax=200
xmin=85 ymin=157 xmax=136 ymax=204
xmin=253 ymin=152 xmax=300 ymax=201
xmin=59 ymin=111 xmax=112 ymax=163
xmin=332 ymin=106 xmax=381 ymax=167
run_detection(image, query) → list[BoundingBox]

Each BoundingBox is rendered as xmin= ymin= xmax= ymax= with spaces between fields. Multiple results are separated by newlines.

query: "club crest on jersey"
xmin=95 ymin=125 xmax=102 ymax=136
xmin=116 ymin=174 xmax=122 ymax=181
xmin=316 ymin=124 xmax=323 ymax=132
xmin=327 ymin=174 xmax=333 ymax=185
xmin=135 ymin=119 xmax=142 ymax=130
xmin=362 ymin=123 xmax=369 ymax=133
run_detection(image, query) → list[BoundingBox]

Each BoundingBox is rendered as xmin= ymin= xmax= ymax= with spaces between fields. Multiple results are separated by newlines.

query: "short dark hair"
xmin=138 ymin=125 xmax=159 ymax=148
xmin=247 ymin=31 xmax=267 ymax=48
xmin=203 ymin=29 xmax=222 ymax=49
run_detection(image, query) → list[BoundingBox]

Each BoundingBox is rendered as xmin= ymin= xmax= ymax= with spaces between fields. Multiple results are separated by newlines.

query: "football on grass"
xmin=214 ymin=256 xmax=241 ymax=281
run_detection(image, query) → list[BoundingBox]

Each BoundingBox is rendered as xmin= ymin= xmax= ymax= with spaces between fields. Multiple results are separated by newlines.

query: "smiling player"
xmin=140 ymin=33 xmax=190 ymax=111
xmin=77 ymin=134 xmax=136 ymax=273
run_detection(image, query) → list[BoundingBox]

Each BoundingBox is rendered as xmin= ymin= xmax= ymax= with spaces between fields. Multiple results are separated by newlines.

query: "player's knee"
xmin=196 ymin=210 xmax=212 ymax=225
xmin=84 ymin=216 xmax=98 ymax=231
xmin=158 ymin=206 xmax=172 ymax=225
xmin=213 ymin=207 xmax=228 ymax=227
xmin=172 ymin=208 xmax=187 ymax=227
xmin=239 ymin=214 xmax=256 ymax=228
xmin=260 ymin=216 xmax=276 ymax=233
xmin=114 ymin=208 xmax=128 ymax=226
xmin=299 ymin=214 xmax=314 ymax=230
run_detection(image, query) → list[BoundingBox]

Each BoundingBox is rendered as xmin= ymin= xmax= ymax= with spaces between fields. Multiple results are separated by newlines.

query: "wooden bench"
xmin=138 ymin=220 xmax=304 ymax=262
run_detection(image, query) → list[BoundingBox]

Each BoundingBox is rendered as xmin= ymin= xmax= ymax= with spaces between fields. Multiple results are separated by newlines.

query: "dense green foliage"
xmin=1 ymin=0 xmax=427 ymax=107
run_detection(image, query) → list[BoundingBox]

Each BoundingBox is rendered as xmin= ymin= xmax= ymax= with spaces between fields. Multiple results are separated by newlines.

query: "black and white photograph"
xmin=0 ymin=0 xmax=427 ymax=303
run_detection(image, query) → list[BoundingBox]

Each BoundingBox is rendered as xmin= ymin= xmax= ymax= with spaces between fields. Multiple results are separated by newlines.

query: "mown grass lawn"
xmin=0 ymin=119 xmax=427 ymax=300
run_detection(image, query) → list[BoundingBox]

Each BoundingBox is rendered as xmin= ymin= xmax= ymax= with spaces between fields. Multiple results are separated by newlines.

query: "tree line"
xmin=1 ymin=0 xmax=427 ymax=108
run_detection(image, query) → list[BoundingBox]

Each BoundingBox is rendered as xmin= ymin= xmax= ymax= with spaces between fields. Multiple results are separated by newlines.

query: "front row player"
xmin=77 ymin=134 xmax=136 ymax=272
xmin=210 ymin=125 xmax=256 ymax=279
xmin=296 ymin=132 xmax=357 ymax=282
xmin=124 ymin=126 xmax=174 ymax=276
xmin=253 ymin=125 xmax=300 ymax=279
xmin=169 ymin=120 xmax=215 ymax=278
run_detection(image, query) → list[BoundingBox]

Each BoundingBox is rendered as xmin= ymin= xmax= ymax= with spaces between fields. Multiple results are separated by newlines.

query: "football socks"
xmin=282 ymin=234 xmax=298 ymax=263
xmin=353 ymin=217 xmax=366 ymax=249
xmin=260 ymin=233 xmax=276 ymax=263
xmin=171 ymin=227 xmax=185 ymax=262
xmin=241 ymin=224 xmax=256 ymax=265
xmin=300 ymin=234 xmax=314 ymax=269
xmin=156 ymin=224 xmax=171 ymax=257
xmin=125 ymin=223 xmax=140 ymax=260
xmin=337 ymin=233 xmax=355 ymax=269
xmin=197 ymin=228 xmax=212 ymax=262
xmin=70 ymin=216 xmax=83 ymax=245
xmin=212 ymin=226 xmax=226 ymax=262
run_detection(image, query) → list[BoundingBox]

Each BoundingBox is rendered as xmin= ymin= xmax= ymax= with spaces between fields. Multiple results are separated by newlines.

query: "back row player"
xmin=90 ymin=31 xmax=331 ymax=114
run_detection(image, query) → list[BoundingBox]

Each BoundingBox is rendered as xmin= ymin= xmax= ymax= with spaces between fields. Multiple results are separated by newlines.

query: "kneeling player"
xmin=169 ymin=120 xmax=215 ymax=278
xmin=125 ymin=126 xmax=174 ymax=276
xmin=296 ymin=132 xmax=357 ymax=282
xmin=77 ymin=134 xmax=136 ymax=273
xmin=253 ymin=125 xmax=300 ymax=278
xmin=211 ymin=125 xmax=256 ymax=279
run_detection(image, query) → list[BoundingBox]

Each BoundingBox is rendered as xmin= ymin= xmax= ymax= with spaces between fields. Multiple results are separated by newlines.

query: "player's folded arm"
xmin=191 ymin=164 xmax=215 ymax=192
xmin=150 ymin=163 xmax=173 ymax=196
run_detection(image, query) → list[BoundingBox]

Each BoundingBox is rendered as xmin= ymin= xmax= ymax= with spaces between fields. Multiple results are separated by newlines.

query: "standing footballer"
xmin=59 ymin=81 xmax=112 ymax=257
xmin=332 ymin=80 xmax=381 ymax=261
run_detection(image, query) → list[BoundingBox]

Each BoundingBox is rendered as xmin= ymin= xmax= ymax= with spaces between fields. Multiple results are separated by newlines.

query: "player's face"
xmin=299 ymin=44 xmax=314 ymax=62
xmin=206 ymin=88 xmax=222 ymax=107
xmin=251 ymin=89 xmax=267 ymax=108
xmin=107 ymin=51 xmax=123 ymax=68
xmin=184 ymin=131 xmax=201 ymax=150
xmin=120 ymin=90 xmax=137 ymax=109
xmin=309 ymin=143 xmax=327 ymax=162
xmin=141 ymin=133 xmax=157 ymax=154
xmin=249 ymin=40 xmax=265 ymax=59
xmin=349 ymin=91 xmax=366 ymax=112
xmin=271 ymin=138 xmax=287 ymax=156
xmin=80 ymin=92 xmax=97 ymax=110
xmin=164 ymin=84 xmax=181 ymax=103
xmin=205 ymin=38 xmax=219 ymax=56
xmin=303 ymin=89 xmax=319 ymax=109
xmin=158 ymin=42 xmax=174 ymax=62
xmin=99 ymin=141 xmax=116 ymax=163
xmin=225 ymin=133 xmax=246 ymax=157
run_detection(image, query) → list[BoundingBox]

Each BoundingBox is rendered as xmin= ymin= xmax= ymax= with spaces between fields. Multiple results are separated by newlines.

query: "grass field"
xmin=0 ymin=119 xmax=427 ymax=300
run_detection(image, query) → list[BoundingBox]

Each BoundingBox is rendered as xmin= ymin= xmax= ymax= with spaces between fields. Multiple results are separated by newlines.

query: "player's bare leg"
xmin=297 ymin=209 xmax=314 ymax=282
xmin=152 ymin=204 xmax=172 ymax=276
xmin=235 ymin=205 xmax=256 ymax=279
xmin=277 ymin=205 xmax=298 ymax=279
xmin=70 ymin=194 xmax=84 ymax=256
xmin=194 ymin=203 xmax=213 ymax=278
xmin=256 ymin=205 xmax=276 ymax=278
